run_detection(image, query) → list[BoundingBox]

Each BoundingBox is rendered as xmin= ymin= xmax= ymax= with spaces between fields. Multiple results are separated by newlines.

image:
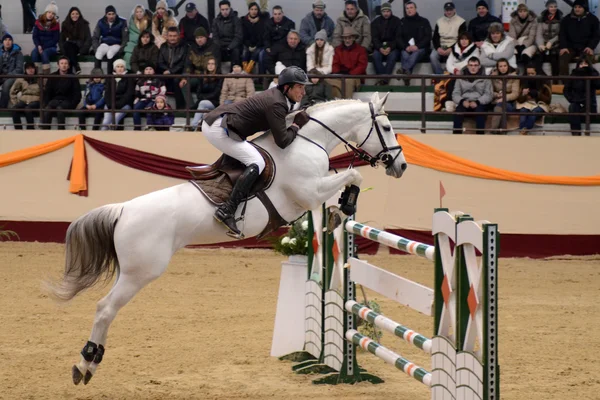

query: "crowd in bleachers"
xmin=1 ymin=0 xmax=600 ymax=134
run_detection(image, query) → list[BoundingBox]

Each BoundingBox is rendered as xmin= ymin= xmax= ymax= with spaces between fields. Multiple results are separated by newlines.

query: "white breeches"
xmin=95 ymin=44 xmax=121 ymax=60
xmin=202 ymin=118 xmax=266 ymax=173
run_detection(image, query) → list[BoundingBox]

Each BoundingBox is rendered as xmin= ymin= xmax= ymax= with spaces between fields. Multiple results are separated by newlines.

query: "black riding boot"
xmin=214 ymin=163 xmax=260 ymax=238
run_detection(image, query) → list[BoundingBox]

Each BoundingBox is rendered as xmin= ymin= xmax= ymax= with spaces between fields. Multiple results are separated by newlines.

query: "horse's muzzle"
xmin=387 ymin=162 xmax=407 ymax=178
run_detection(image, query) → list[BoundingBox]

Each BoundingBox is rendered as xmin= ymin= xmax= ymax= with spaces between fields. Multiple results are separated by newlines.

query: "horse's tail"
xmin=48 ymin=204 xmax=124 ymax=302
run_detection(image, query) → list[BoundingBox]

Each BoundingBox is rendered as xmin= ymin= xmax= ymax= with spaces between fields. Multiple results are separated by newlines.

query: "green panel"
xmin=433 ymin=208 xmax=449 ymax=336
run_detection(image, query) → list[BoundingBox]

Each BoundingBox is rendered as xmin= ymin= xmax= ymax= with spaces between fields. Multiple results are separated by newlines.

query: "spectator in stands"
xmin=220 ymin=63 xmax=255 ymax=105
xmin=536 ymin=0 xmax=562 ymax=79
xmin=430 ymin=2 xmax=466 ymax=75
xmin=307 ymin=29 xmax=334 ymax=74
xmin=31 ymin=2 xmax=60 ymax=75
xmin=467 ymin=0 xmax=501 ymax=48
xmin=124 ymin=5 xmax=152 ymax=69
xmin=93 ymin=6 xmax=129 ymax=75
xmin=267 ymin=30 xmax=307 ymax=73
xmin=301 ymin=69 xmax=332 ymax=107
xmin=152 ymin=0 xmax=178 ymax=48
xmin=479 ymin=22 xmax=517 ymax=74
xmin=508 ymin=4 xmax=538 ymax=66
xmin=371 ymin=2 xmax=400 ymax=85
xmin=102 ymin=58 xmax=135 ymax=130
xmin=264 ymin=5 xmax=296 ymax=67
xmin=451 ymin=56 xmax=492 ymax=135
xmin=327 ymin=26 xmax=367 ymax=99
xmin=22 ymin=0 xmax=37 ymax=34
xmin=183 ymin=27 xmax=220 ymax=92
xmin=241 ymin=2 xmax=266 ymax=74
xmin=0 ymin=34 xmax=24 ymax=109
xmin=179 ymin=3 xmax=210 ymax=47
xmin=212 ymin=0 xmax=243 ymax=70
xmin=299 ymin=1 xmax=335 ymax=46
xmin=191 ymin=56 xmax=223 ymax=130
xmin=397 ymin=1 xmax=431 ymax=86
xmin=146 ymin=94 xmax=174 ymax=130
xmin=559 ymin=0 xmax=600 ymax=78
xmin=76 ymin=67 xmax=105 ymax=130
xmin=564 ymin=59 xmax=600 ymax=135
xmin=41 ymin=56 xmax=82 ymax=130
xmin=488 ymin=58 xmax=520 ymax=133
xmin=158 ymin=27 xmax=188 ymax=108
xmin=133 ymin=64 xmax=166 ymax=130
xmin=131 ymin=30 xmax=160 ymax=73
xmin=10 ymin=62 xmax=39 ymax=130
xmin=446 ymin=32 xmax=479 ymax=75
xmin=332 ymin=1 xmax=371 ymax=50
xmin=515 ymin=64 xmax=552 ymax=135
xmin=60 ymin=7 xmax=92 ymax=75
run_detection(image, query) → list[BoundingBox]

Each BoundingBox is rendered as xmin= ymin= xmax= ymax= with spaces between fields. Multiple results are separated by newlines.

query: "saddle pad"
xmin=190 ymin=173 xmax=233 ymax=206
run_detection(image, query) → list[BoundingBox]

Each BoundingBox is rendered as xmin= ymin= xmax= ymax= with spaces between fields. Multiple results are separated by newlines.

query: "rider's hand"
xmin=293 ymin=111 xmax=310 ymax=128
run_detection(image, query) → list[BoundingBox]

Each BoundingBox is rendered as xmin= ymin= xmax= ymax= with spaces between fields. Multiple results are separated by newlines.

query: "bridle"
xmin=300 ymin=102 xmax=404 ymax=169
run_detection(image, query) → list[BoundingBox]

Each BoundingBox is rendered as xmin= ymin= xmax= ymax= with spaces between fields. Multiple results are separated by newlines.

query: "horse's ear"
xmin=380 ymin=92 xmax=390 ymax=106
xmin=370 ymin=92 xmax=380 ymax=104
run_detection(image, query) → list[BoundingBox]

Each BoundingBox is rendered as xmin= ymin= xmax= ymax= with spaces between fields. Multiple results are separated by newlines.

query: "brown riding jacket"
xmin=204 ymin=87 xmax=298 ymax=149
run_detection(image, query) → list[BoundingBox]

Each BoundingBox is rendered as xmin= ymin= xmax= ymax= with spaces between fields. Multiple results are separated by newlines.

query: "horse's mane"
xmin=306 ymin=99 xmax=364 ymax=114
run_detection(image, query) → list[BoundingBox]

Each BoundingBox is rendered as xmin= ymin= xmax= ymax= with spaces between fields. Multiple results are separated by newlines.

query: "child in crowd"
xmin=146 ymin=94 xmax=174 ymax=131
xmin=133 ymin=64 xmax=166 ymax=130
xmin=77 ymin=68 xmax=105 ymax=130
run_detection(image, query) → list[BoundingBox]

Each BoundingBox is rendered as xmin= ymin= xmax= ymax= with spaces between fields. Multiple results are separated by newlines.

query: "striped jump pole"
xmin=345 ymin=329 xmax=432 ymax=387
xmin=345 ymin=221 xmax=435 ymax=261
xmin=345 ymin=300 xmax=432 ymax=354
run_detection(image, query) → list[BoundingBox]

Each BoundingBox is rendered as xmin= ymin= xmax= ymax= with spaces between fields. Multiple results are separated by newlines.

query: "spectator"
xmin=397 ymin=1 xmax=431 ymax=86
xmin=131 ymin=30 xmax=160 ymax=73
xmin=301 ymin=69 xmax=332 ymax=107
xmin=241 ymin=2 xmax=266 ymax=74
xmin=299 ymin=1 xmax=335 ymax=46
xmin=307 ymin=29 xmax=334 ymax=74
xmin=133 ymin=64 xmax=166 ymax=130
xmin=212 ymin=0 xmax=243 ymax=70
xmin=371 ymin=2 xmax=401 ymax=85
xmin=124 ymin=5 xmax=153 ymax=69
xmin=536 ymin=0 xmax=562 ymax=79
xmin=559 ymin=0 xmax=600 ymax=78
xmin=220 ymin=63 xmax=255 ymax=104
xmin=191 ymin=56 xmax=223 ymax=129
xmin=184 ymin=27 xmax=220 ymax=89
xmin=179 ymin=2 xmax=210 ymax=47
xmin=467 ymin=0 xmax=502 ymax=48
xmin=332 ymin=1 xmax=371 ymax=50
xmin=60 ymin=7 xmax=92 ymax=75
xmin=508 ymin=4 xmax=538 ymax=66
xmin=267 ymin=30 xmax=307 ymax=73
xmin=488 ymin=58 xmax=520 ymax=133
xmin=158 ymin=27 xmax=188 ymax=108
xmin=22 ymin=0 xmax=37 ymax=34
xmin=327 ymin=26 xmax=367 ymax=99
xmin=446 ymin=32 xmax=479 ymax=75
xmin=152 ymin=0 xmax=178 ymax=48
xmin=146 ymin=94 xmax=174 ymax=130
xmin=92 ymin=6 xmax=129 ymax=75
xmin=264 ymin=5 xmax=296 ymax=65
xmin=451 ymin=56 xmax=492 ymax=135
xmin=430 ymin=2 xmax=466 ymax=75
xmin=0 ymin=34 xmax=24 ymax=109
xmin=479 ymin=22 xmax=517 ymax=74
xmin=41 ymin=56 xmax=82 ymax=130
xmin=10 ymin=61 xmax=39 ymax=130
xmin=31 ymin=2 xmax=60 ymax=75
xmin=76 ymin=67 xmax=105 ymax=130
xmin=564 ymin=59 xmax=599 ymax=135
xmin=102 ymin=58 xmax=135 ymax=130
xmin=515 ymin=64 xmax=551 ymax=135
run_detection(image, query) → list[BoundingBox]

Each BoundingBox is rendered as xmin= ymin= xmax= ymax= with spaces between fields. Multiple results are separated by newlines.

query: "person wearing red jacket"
xmin=327 ymin=26 xmax=367 ymax=98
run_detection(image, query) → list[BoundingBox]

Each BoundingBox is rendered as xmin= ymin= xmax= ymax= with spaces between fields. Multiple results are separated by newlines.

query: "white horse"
xmin=51 ymin=92 xmax=407 ymax=385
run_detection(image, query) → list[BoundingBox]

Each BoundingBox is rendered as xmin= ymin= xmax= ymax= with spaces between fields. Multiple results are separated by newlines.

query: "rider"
xmin=196 ymin=66 xmax=312 ymax=237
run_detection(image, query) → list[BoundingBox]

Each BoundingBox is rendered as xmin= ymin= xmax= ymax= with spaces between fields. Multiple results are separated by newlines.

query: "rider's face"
xmin=287 ymin=84 xmax=305 ymax=103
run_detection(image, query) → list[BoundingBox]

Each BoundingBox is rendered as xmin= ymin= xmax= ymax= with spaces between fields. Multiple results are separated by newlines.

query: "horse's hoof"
xmin=83 ymin=370 xmax=93 ymax=385
xmin=72 ymin=365 xmax=83 ymax=385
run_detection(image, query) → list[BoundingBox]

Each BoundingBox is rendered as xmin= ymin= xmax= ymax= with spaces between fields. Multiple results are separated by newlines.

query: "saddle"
xmin=186 ymin=143 xmax=287 ymax=239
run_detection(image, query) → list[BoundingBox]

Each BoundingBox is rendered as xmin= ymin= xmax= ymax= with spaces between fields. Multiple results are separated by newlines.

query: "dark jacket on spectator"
xmin=467 ymin=13 xmax=502 ymax=43
xmin=0 ymin=44 xmax=24 ymax=75
xmin=196 ymin=75 xmax=223 ymax=106
xmin=179 ymin=13 xmax=210 ymax=46
xmin=371 ymin=14 xmax=401 ymax=51
xmin=105 ymin=73 xmax=135 ymax=109
xmin=186 ymin=38 xmax=220 ymax=74
xmin=264 ymin=16 xmax=295 ymax=49
xmin=212 ymin=10 xmax=243 ymax=50
xmin=242 ymin=13 xmax=267 ymax=48
xmin=268 ymin=41 xmax=307 ymax=71
xmin=92 ymin=15 xmax=129 ymax=51
xmin=536 ymin=9 xmax=563 ymax=50
xmin=43 ymin=72 xmax=82 ymax=105
xmin=559 ymin=10 xmax=600 ymax=51
xmin=82 ymin=81 xmax=105 ymax=108
xmin=398 ymin=13 xmax=432 ymax=50
xmin=300 ymin=79 xmax=332 ymax=107
xmin=564 ymin=64 xmax=600 ymax=107
xmin=332 ymin=42 xmax=368 ymax=75
xmin=33 ymin=16 xmax=60 ymax=50
xmin=130 ymin=33 xmax=160 ymax=73
xmin=147 ymin=102 xmax=174 ymax=127
xmin=158 ymin=40 xmax=188 ymax=74
xmin=60 ymin=7 xmax=93 ymax=54
xmin=299 ymin=12 xmax=335 ymax=45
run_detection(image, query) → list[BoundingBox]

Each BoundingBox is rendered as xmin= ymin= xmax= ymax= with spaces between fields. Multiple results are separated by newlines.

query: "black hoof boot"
xmin=72 ymin=365 xmax=83 ymax=385
xmin=83 ymin=370 xmax=93 ymax=385
xmin=339 ymin=185 xmax=360 ymax=216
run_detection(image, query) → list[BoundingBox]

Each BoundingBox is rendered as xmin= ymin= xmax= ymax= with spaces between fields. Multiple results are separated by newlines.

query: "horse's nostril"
xmin=401 ymin=163 xmax=408 ymax=171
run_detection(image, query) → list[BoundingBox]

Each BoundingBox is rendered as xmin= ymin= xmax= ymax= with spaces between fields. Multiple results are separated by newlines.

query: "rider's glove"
xmin=293 ymin=111 xmax=310 ymax=128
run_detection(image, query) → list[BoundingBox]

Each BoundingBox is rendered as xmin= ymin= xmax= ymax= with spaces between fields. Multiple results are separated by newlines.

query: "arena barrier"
xmin=280 ymin=206 xmax=500 ymax=400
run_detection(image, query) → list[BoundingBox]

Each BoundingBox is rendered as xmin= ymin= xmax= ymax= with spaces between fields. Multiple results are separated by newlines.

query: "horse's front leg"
xmin=300 ymin=169 xmax=363 ymax=211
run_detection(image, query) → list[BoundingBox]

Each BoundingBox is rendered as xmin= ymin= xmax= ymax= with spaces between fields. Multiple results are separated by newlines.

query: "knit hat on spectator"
xmin=313 ymin=0 xmax=326 ymax=9
xmin=105 ymin=5 xmax=116 ymax=14
xmin=156 ymin=0 xmax=168 ymax=10
xmin=91 ymin=67 xmax=104 ymax=76
xmin=45 ymin=1 xmax=58 ymax=15
xmin=186 ymin=2 xmax=197 ymax=12
xmin=2 ymin=33 xmax=12 ymax=42
xmin=381 ymin=2 xmax=392 ymax=11
xmin=546 ymin=0 xmax=558 ymax=6
xmin=517 ymin=3 xmax=528 ymax=12
xmin=155 ymin=94 xmax=167 ymax=104
xmin=113 ymin=59 xmax=126 ymax=69
xmin=475 ymin=0 xmax=489 ymax=10
xmin=488 ymin=22 xmax=504 ymax=34
xmin=573 ymin=0 xmax=587 ymax=7
xmin=275 ymin=61 xmax=286 ymax=75
xmin=314 ymin=29 xmax=327 ymax=42
xmin=194 ymin=27 xmax=208 ymax=38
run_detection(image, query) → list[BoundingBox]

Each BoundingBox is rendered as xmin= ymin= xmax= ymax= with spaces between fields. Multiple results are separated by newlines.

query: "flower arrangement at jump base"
xmin=271 ymin=214 xmax=310 ymax=256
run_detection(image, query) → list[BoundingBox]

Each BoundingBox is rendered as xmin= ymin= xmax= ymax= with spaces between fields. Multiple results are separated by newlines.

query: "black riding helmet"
xmin=277 ymin=66 xmax=312 ymax=88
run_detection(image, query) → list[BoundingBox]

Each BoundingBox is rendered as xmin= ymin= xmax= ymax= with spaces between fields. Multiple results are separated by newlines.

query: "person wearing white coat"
xmin=306 ymin=29 xmax=334 ymax=74
xmin=479 ymin=22 xmax=517 ymax=74
xmin=446 ymin=32 xmax=480 ymax=75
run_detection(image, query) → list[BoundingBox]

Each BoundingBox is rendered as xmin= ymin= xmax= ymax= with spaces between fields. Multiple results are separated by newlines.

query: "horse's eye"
xmin=383 ymin=126 xmax=391 ymax=132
